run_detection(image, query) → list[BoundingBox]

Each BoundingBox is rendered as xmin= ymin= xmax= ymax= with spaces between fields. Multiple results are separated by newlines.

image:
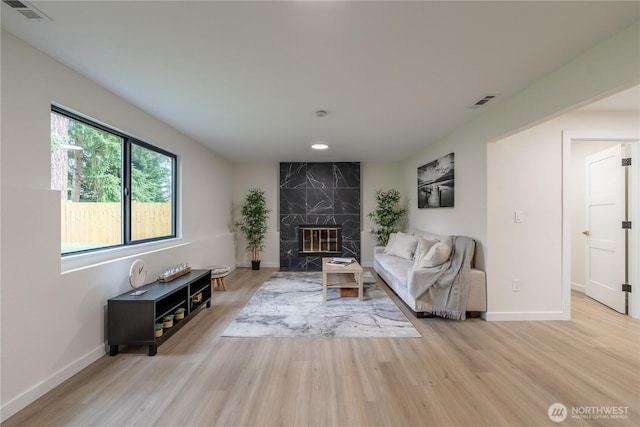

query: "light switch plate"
xmin=514 ymin=210 xmax=524 ymax=223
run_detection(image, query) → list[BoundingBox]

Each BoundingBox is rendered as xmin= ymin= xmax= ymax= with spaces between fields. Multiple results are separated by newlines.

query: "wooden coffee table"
xmin=322 ymin=257 xmax=364 ymax=301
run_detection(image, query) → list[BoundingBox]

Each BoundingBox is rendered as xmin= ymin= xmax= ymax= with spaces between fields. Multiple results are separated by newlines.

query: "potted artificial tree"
xmin=237 ymin=188 xmax=270 ymax=270
xmin=367 ymin=188 xmax=408 ymax=246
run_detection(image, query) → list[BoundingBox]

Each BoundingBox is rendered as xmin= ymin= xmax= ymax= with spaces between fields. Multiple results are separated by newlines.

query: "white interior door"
xmin=584 ymin=144 xmax=626 ymax=313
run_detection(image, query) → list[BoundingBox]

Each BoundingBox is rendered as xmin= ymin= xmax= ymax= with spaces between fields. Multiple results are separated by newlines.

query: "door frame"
xmin=562 ymin=131 xmax=639 ymax=319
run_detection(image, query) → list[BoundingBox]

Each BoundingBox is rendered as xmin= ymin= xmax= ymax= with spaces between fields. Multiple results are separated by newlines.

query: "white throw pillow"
xmin=384 ymin=232 xmax=418 ymax=260
xmin=412 ymin=237 xmax=437 ymax=268
xmin=414 ymin=238 xmax=452 ymax=268
xmin=384 ymin=232 xmax=398 ymax=253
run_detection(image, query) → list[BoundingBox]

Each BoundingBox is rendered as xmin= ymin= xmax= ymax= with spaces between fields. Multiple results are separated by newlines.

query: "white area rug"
xmin=222 ymin=271 xmax=421 ymax=338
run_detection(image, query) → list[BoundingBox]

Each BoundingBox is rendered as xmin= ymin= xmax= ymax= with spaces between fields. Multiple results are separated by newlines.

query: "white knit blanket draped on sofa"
xmin=406 ymin=235 xmax=475 ymax=320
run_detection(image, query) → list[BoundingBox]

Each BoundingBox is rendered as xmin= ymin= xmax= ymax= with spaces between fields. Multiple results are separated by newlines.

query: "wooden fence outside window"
xmin=61 ymin=200 xmax=172 ymax=246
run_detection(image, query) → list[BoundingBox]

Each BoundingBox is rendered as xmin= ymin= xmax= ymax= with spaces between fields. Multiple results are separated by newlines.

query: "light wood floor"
xmin=4 ymin=268 xmax=639 ymax=426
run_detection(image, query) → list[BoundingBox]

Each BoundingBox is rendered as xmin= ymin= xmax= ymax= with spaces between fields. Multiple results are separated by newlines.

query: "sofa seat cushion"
xmin=374 ymin=252 xmax=413 ymax=288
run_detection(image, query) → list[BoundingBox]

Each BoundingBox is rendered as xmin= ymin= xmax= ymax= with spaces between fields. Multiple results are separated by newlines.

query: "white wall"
xmin=488 ymin=111 xmax=638 ymax=320
xmin=487 ymin=119 xmax=564 ymax=318
xmin=361 ymin=162 xmax=404 ymax=267
xmin=0 ymin=31 xmax=235 ymax=420
xmin=231 ymin=163 xmax=280 ymax=268
xmin=570 ymin=139 xmax=621 ymax=291
xmin=403 ymin=21 xmax=638 ymax=320
xmin=403 ymin=138 xmax=487 ymax=270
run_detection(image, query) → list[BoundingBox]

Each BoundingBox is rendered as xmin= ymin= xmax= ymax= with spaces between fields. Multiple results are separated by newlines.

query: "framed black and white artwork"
xmin=417 ymin=153 xmax=454 ymax=208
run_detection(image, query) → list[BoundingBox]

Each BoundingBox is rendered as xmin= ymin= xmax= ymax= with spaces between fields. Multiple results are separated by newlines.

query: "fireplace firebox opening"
xmin=298 ymin=225 xmax=342 ymax=256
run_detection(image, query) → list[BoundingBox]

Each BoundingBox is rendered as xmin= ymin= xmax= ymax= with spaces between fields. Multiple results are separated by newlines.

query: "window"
xmin=51 ymin=106 xmax=177 ymax=255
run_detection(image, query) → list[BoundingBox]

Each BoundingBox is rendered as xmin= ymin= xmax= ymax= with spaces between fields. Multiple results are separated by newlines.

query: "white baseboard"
xmin=571 ymin=282 xmax=585 ymax=293
xmin=484 ymin=311 xmax=570 ymax=321
xmin=236 ymin=261 xmax=280 ymax=268
xmin=1 ymin=345 xmax=105 ymax=422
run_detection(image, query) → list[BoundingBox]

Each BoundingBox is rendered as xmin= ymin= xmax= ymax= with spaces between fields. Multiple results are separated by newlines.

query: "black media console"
xmin=108 ymin=269 xmax=211 ymax=356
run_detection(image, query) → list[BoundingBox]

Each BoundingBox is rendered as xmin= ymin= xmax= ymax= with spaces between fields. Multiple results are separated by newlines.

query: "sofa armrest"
xmin=467 ymin=269 xmax=487 ymax=311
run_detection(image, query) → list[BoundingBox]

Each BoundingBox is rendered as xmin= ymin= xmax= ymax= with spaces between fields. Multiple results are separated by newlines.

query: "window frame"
xmin=52 ymin=105 xmax=178 ymax=256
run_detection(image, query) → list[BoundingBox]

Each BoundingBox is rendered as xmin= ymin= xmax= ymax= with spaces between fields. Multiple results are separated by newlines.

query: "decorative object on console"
xmin=417 ymin=153 xmax=455 ymax=208
xmin=174 ymin=308 xmax=185 ymax=320
xmin=154 ymin=323 xmax=164 ymax=337
xmin=236 ymin=188 xmax=270 ymax=270
xmin=159 ymin=262 xmax=190 ymax=282
xmin=367 ymin=188 xmax=408 ymax=246
xmin=163 ymin=315 xmax=174 ymax=329
xmin=129 ymin=259 xmax=147 ymax=289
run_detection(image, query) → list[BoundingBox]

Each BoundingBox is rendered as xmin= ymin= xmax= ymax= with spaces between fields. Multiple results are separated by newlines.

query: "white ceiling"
xmin=2 ymin=1 xmax=639 ymax=163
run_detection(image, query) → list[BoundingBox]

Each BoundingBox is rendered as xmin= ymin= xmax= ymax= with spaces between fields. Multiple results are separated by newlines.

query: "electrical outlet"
xmin=512 ymin=279 xmax=521 ymax=292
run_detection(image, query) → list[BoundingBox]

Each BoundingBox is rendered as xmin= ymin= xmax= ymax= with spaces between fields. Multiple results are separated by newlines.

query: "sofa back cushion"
xmin=409 ymin=229 xmax=477 ymax=268
xmin=412 ymin=237 xmax=436 ymax=265
xmin=414 ymin=237 xmax=452 ymax=268
xmin=409 ymin=229 xmax=448 ymax=243
xmin=384 ymin=232 xmax=418 ymax=260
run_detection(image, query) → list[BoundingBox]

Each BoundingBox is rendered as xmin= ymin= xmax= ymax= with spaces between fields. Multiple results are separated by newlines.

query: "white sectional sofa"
xmin=373 ymin=229 xmax=486 ymax=319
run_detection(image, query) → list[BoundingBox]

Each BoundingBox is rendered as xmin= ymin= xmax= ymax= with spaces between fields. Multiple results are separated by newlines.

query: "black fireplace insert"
xmin=298 ymin=225 xmax=342 ymax=256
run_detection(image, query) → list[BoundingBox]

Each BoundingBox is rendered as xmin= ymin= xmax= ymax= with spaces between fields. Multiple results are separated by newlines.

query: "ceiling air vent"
xmin=3 ymin=0 xmax=28 ymax=8
xmin=469 ymin=94 xmax=499 ymax=109
xmin=2 ymin=0 xmax=52 ymax=21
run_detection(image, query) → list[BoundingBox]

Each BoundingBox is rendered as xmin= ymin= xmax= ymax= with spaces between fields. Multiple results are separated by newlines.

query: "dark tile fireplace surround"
xmin=280 ymin=162 xmax=360 ymax=271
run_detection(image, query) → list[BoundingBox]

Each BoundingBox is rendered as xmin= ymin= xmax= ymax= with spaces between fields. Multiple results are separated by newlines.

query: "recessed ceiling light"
xmin=311 ymin=143 xmax=329 ymax=150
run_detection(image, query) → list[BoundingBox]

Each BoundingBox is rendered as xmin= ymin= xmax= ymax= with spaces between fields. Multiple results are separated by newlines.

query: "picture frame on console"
xmin=417 ymin=152 xmax=455 ymax=208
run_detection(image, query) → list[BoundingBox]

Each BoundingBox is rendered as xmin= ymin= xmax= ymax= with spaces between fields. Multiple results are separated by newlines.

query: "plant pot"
xmin=163 ymin=320 xmax=173 ymax=328
xmin=251 ymin=260 xmax=261 ymax=270
xmin=175 ymin=312 xmax=185 ymax=320
xmin=155 ymin=328 xmax=163 ymax=338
